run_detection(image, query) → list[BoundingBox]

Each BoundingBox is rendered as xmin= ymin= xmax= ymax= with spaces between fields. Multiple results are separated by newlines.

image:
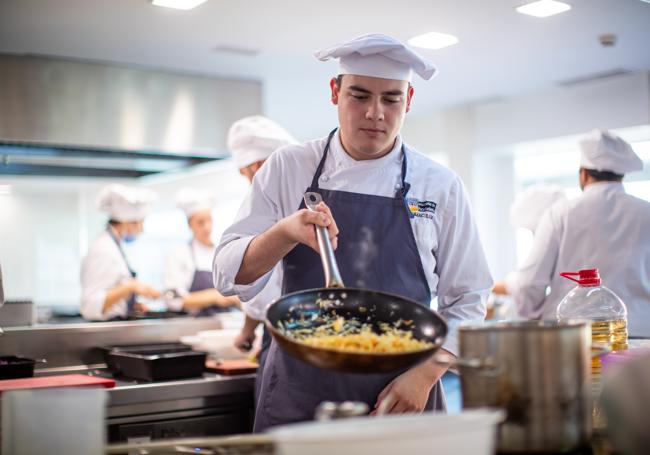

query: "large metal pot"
xmin=459 ymin=320 xmax=592 ymax=453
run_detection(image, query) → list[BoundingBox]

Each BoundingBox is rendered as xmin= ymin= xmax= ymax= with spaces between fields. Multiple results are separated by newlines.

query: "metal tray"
xmin=101 ymin=343 xmax=206 ymax=382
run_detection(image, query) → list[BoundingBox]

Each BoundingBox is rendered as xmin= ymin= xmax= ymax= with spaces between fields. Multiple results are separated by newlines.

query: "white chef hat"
xmin=175 ymin=187 xmax=216 ymax=218
xmin=314 ymin=33 xmax=436 ymax=82
xmin=510 ymin=184 xmax=567 ymax=232
xmin=579 ymin=129 xmax=643 ymax=175
xmin=97 ymin=184 xmax=157 ymax=222
xmin=227 ymin=116 xmax=298 ymax=169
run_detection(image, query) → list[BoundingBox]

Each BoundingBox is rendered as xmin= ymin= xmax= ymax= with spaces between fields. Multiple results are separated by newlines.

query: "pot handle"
xmin=434 ymin=352 xmax=500 ymax=376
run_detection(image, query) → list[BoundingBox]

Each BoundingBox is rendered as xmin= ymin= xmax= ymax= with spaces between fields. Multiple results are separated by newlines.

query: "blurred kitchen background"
xmin=1 ymin=0 xmax=649 ymax=317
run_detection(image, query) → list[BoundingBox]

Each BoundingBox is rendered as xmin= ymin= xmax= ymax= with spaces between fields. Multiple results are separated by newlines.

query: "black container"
xmin=0 ymin=356 xmax=37 ymax=379
xmin=102 ymin=343 xmax=207 ymax=382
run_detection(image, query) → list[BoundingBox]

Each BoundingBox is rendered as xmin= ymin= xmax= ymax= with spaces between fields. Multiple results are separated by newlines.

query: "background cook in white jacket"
xmin=80 ymin=184 xmax=160 ymax=321
xmin=492 ymin=184 xmax=567 ymax=297
xmin=510 ymin=130 xmax=650 ymax=336
xmin=224 ymin=116 xmax=298 ymax=352
xmin=164 ymin=188 xmax=239 ymax=313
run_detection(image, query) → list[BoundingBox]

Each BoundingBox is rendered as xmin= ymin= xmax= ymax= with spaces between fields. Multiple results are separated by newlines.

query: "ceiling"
xmin=1 ymin=0 xmax=649 ymax=118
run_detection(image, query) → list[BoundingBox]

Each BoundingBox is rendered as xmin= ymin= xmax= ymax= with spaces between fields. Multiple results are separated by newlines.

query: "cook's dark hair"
xmin=334 ymin=74 xmax=411 ymax=90
xmin=584 ymin=168 xmax=624 ymax=181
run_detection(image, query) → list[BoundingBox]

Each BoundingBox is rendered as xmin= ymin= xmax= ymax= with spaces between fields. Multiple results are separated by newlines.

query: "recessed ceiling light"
xmin=516 ymin=0 xmax=571 ymax=18
xmin=0 ymin=185 xmax=12 ymax=195
xmin=408 ymin=32 xmax=459 ymax=50
xmin=151 ymin=0 xmax=208 ymax=10
xmin=212 ymin=45 xmax=260 ymax=57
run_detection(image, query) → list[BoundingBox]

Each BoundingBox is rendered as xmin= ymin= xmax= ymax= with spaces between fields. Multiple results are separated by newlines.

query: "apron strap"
xmin=106 ymin=225 xmax=137 ymax=312
xmin=398 ymin=145 xmax=411 ymax=198
xmin=310 ymin=128 xmax=338 ymax=189
xmin=106 ymin=226 xmax=136 ymax=278
xmin=311 ymin=128 xmax=412 ymax=199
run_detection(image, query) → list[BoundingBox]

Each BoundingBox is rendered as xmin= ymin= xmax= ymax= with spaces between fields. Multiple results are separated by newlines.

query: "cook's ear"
xmin=405 ymin=85 xmax=414 ymax=113
xmin=330 ymin=77 xmax=340 ymax=105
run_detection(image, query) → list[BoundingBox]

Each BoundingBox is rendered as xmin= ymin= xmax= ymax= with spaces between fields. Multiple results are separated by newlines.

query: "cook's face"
xmin=239 ymin=160 xmax=265 ymax=184
xmin=330 ymin=74 xmax=413 ymax=160
xmin=188 ymin=210 xmax=213 ymax=244
xmin=124 ymin=220 xmax=143 ymax=237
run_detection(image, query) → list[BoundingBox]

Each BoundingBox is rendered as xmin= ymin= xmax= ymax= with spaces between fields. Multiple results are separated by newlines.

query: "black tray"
xmin=101 ymin=343 xmax=207 ymax=382
xmin=126 ymin=310 xmax=189 ymax=320
xmin=0 ymin=356 xmax=37 ymax=380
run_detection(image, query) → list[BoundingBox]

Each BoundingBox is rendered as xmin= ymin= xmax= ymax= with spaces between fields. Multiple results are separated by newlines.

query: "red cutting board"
xmin=205 ymin=359 xmax=258 ymax=375
xmin=0 ymin=374 xmax=115 ymax=394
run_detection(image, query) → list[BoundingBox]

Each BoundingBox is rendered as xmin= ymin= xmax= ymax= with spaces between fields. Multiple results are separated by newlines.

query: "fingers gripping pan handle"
xmin=304 ymin=192 xmax=345 ymax=288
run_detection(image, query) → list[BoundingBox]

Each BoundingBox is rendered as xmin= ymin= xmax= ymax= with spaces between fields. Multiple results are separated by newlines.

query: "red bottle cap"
xmin=560 ymin=268 xmax=601 ymax=286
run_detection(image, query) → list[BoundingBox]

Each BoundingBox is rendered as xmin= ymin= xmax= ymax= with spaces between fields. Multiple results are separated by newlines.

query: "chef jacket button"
xmin=394 ymin=183 xmax=401 ymax=190
xmin=320 ymin=175 xmax=330 ymax=183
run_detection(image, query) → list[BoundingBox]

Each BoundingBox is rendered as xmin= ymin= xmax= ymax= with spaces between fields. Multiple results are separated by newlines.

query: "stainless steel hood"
xmin=0 ymin=54 xmax=262 ymax=177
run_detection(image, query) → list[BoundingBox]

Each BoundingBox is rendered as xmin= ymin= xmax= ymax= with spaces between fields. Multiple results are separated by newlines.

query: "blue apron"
xmin=188 ymin=242 xmax=231 ymax=316
xmin=254 ymin=130 xmax=445 ymax=432
xmin=106 ymin=226 xmax=137 ymax=313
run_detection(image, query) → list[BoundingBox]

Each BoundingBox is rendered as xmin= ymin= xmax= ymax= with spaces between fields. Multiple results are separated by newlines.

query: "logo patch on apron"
xmin=406 ymin=198 xmax=436 ymax=220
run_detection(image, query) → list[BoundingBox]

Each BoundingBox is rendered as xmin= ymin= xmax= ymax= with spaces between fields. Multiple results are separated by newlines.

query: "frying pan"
xmin=265 ymin=192 xmax=448 ymax=374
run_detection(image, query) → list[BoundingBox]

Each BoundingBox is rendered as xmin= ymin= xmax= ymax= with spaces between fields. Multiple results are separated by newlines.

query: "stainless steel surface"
xmin=303 ymin=191 xmax=344 ymax=288
xmin=314 ymin=401 xmax=369 ymax=421
xmin=0 ymin=263 xmax=4 ymax=335
xmin=0 ymin=317 xmax=256 ymax=445
xmin=0 ymin=54 xmax=261 ymax=156
xmin=0 ymin=300 xmax=34 ymax=327
xmin=105 ymin=372 xmax=255 ymax=443
xmin=31 ymin=365 xmax=256 ymax=442
xmin=0 ymin=263 xmax=4 ymax=308
xmin=105 ymin=434 xmax=273 ymax=455
xmin=107 ymin=372 xmax=254 ymax=408
xmin=459 ymin=320 xmax=593 ymax=453
xmin=0 ymin=317 xmax=221 ymax=368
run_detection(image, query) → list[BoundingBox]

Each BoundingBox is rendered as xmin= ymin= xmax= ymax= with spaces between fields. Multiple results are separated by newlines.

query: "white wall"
xmin=0 ymin=177 xmax=119 ymax=305
xmin=473 ymin=72 xmax=650 ymax=149
xmin=262 ymin=73 xmax=338 ymax=141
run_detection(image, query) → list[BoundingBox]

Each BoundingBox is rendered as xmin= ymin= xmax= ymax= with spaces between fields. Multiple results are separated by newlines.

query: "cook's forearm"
xmin=182 ymin=289 xmax=240 ymax=309
xmin=241 ymin=314 xmax=261 ymax=337
xmin=235 ymin=222 xmax=296 ymax=285
xmin=103 ymin=281 xmax=134 ymax=313
xmin=422 ymin=348 xmax=452 ymax=383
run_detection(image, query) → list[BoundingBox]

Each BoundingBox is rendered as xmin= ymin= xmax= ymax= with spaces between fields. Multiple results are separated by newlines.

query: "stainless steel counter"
xmin=0 ymin=317 xmax=222 ymax=368
xmin=0 ymin=317 xmax=257 ymax=442
xmin=104 ymin=371 xmax=256 ymax=442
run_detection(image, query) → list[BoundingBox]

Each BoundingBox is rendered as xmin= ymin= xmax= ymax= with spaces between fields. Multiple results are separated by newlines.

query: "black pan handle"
xmin=304 ymin=192 xmax=345 ymax=288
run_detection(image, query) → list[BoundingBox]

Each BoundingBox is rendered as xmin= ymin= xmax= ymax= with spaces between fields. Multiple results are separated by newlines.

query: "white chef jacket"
xmin=80 ymin=230 xmax=133 ymax=321
xmin=164 ymin=239 xmax=216 ymax=311
xmin=510 ymin=182 xmax=650 ymax=337
xmin=237 ymin=265 xmax=283 ymax=322
xmin=213 ymin=131 xmax=493 ymax=355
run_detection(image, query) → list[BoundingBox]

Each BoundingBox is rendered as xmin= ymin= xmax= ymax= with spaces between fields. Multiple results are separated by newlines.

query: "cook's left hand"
xmin=371 ymin=350 xmax=452 ymax=415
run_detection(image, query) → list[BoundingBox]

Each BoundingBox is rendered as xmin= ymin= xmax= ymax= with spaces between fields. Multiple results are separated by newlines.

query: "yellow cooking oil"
xmin=590 ymin=319 xmax=628 ymax=429
xmin=590 ymin=319 xmax=628 ymax=381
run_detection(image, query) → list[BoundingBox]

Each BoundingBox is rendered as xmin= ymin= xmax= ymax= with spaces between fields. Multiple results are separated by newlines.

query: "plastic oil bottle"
xmin=556 ymin=268 xmax=628 ymax=428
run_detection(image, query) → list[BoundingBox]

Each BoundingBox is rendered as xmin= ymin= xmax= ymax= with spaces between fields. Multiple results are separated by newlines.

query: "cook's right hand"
xmin=280 ymin=201 xmax=339 ymax=253
xmin=234 ymin=330 xmax=256 ymax=352
xmin=131 ymin=280 xmax=162 ymax=299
